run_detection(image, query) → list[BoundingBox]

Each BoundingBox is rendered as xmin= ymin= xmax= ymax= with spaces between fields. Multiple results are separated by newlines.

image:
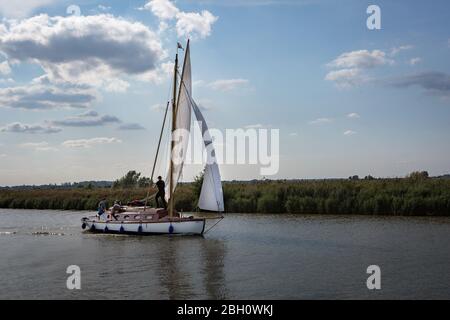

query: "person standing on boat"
xmin=155 ymin=176 xmax=167 ymax=209
xmin=98 ymin=198 xmax=107 ymax=218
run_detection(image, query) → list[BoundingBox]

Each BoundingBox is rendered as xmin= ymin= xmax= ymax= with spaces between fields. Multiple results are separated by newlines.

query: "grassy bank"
xmin=1 ymin=178 xmax=449 ymax=216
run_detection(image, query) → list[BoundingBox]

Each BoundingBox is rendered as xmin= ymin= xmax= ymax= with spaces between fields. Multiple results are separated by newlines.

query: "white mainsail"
xmin=192 ymin=100 xmax=225 ymax=212
xmin=166 ymin=41 xmax=192 ymax=201
xmin=164 ymin=40 xmax=224 ymax=212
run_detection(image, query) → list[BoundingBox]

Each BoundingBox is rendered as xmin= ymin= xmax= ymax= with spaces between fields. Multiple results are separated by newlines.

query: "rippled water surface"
xmin=0 ymin=209 xmax=450 ymax=299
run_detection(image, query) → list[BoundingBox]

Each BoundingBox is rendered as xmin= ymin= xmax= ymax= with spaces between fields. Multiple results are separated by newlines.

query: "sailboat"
xmin=81 ymin=40 xmax=224 ymax=235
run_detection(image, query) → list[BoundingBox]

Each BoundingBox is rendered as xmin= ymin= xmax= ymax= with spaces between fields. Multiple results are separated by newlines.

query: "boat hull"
xmin=82 ymin=218 xmax=206 ymax=236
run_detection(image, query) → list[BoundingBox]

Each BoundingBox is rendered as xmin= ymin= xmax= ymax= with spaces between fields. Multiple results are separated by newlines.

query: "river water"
xmin=0 ymin=209 xmax=449 ymax=300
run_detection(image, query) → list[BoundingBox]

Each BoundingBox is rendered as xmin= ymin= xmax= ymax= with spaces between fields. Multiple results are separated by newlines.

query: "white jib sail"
xmin=166 ymin=42 xmax=192 ymax=202
xmin=192 ymin=100 xmax=225 ymax=212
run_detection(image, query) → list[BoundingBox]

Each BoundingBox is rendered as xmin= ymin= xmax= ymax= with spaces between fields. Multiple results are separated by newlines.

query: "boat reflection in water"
xmin=80 ymin=231 xmax=228 ymax=299
xmin=154 ymin=236 xmax=228 ymax=299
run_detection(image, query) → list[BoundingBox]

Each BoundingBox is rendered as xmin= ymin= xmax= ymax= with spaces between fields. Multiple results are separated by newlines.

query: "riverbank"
xmin=1 ymin=178 xmax=449 ymax=216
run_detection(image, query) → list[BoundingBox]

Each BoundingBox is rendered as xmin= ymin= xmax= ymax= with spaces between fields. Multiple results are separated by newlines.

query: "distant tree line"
xmin=0 ymin=181 xmax=113 ymax=190
xmin=0 ymin=170 xmax=449 ymax=216
xmin=111 ymin=170 xmax=151 ymax=189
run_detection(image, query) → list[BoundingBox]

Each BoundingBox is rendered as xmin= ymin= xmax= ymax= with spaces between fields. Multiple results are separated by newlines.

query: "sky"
xmin=0 ymin=0 xmax=449 ymax=186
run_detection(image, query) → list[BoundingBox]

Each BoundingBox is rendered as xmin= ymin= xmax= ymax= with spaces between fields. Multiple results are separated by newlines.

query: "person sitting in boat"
xmin=98 ymin=198 xmax=107 ymax=218
xmin=155 ymin=176 xmax=167 ymax=209
xmin=110 ymin=200 xmax=121 ymax=220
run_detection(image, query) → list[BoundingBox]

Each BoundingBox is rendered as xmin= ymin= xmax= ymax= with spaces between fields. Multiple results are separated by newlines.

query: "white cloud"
xmin=208 ymin=79 xmax=249 ymax=91
xmin=62 ymin=137 xmax=122 ymax=148
xmin=20 ymin=141 xmax=57 ymax=151
xmin=409 ymin=57 xmax=422 ymax=66
xmin=0 ymin=14 xmax=165 ymax=88
xmin=157 ymin=20 xmax=170 ymax=33
xmin=0 ymin=77 xmax=14 ymax=84
xmin=137 ymin=61 xmax=174 ymax=83
xmin=0 ymin=61 xmax=11 ymax=75
xmin=326 ymin=49 xmax=392 ymax=88
xmin=98 ymin=5 xmax=111 ymax=12
xmin=176 ymin=10 xmax=218 ymax=39
xmin=347 ymin=112 xmax=360 ymax=119
xmin=0 ymin=84 xmax=96 ymax=110
xmin=344 ymin=130 xmax=356 ymax=136
xmin=0 ymin=0 xmax=56 ymax=18
xmin=390 ymin=45 xmax=413 ymax=56
xmin=309 ymin=118 xmax=333 ymax=125
xmin=0 ymin=122 xmax=61 ymax=134
xmin=327 ymin=50 xmax=392 ymax=69
xmin=193 ymin=79 xmax=206 ymax=87
xmin=144 ymin=0 xmax=179 ymax=20
xmin=79 ymin=110 xmax=99 ymax=117
xmin=52 ymin=111 xmax=121 ymax=127
xmin=325 ymin=68 xmax=366 ymax=88
xmin=103 ymin=79 xmax=130 ymax=93
xmin=151 ymin=103 xmax=167 ymax=111
xmin=143 ymin=0 xmax=218 ymax=39
xmin=118 ymin=123 xmax=146 ymax=130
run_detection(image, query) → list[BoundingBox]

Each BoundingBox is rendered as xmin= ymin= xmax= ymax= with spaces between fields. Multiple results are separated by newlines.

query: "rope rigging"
xmin=142 ymin=78 xmax=174 ymax=208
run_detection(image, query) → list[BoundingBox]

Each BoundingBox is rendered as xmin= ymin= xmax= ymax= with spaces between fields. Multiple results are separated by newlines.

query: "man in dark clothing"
xmin=155 ymin=176 xmax=167 ymax=209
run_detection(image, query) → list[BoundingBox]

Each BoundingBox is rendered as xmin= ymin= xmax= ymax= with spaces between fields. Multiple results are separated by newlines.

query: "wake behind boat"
xmin=81 ymin=40 xmax=224 ymax=236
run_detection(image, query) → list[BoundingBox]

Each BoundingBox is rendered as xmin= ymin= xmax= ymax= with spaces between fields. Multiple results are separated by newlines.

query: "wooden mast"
xmin=169 ymin=49 xmax=178 ymax=219
xmin=143 ymin=100 xmax=169 ymax=210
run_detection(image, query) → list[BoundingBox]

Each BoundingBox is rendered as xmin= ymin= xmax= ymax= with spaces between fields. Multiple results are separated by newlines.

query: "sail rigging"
xmin=164 ymin=39 xmax=224 ymax=212
xmin=166 ymin=41 xmax=192 ymax=203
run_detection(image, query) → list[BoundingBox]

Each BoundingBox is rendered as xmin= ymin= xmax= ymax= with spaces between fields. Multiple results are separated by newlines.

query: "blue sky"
xmin=0 ymin=0 xmax=449 ymax=186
